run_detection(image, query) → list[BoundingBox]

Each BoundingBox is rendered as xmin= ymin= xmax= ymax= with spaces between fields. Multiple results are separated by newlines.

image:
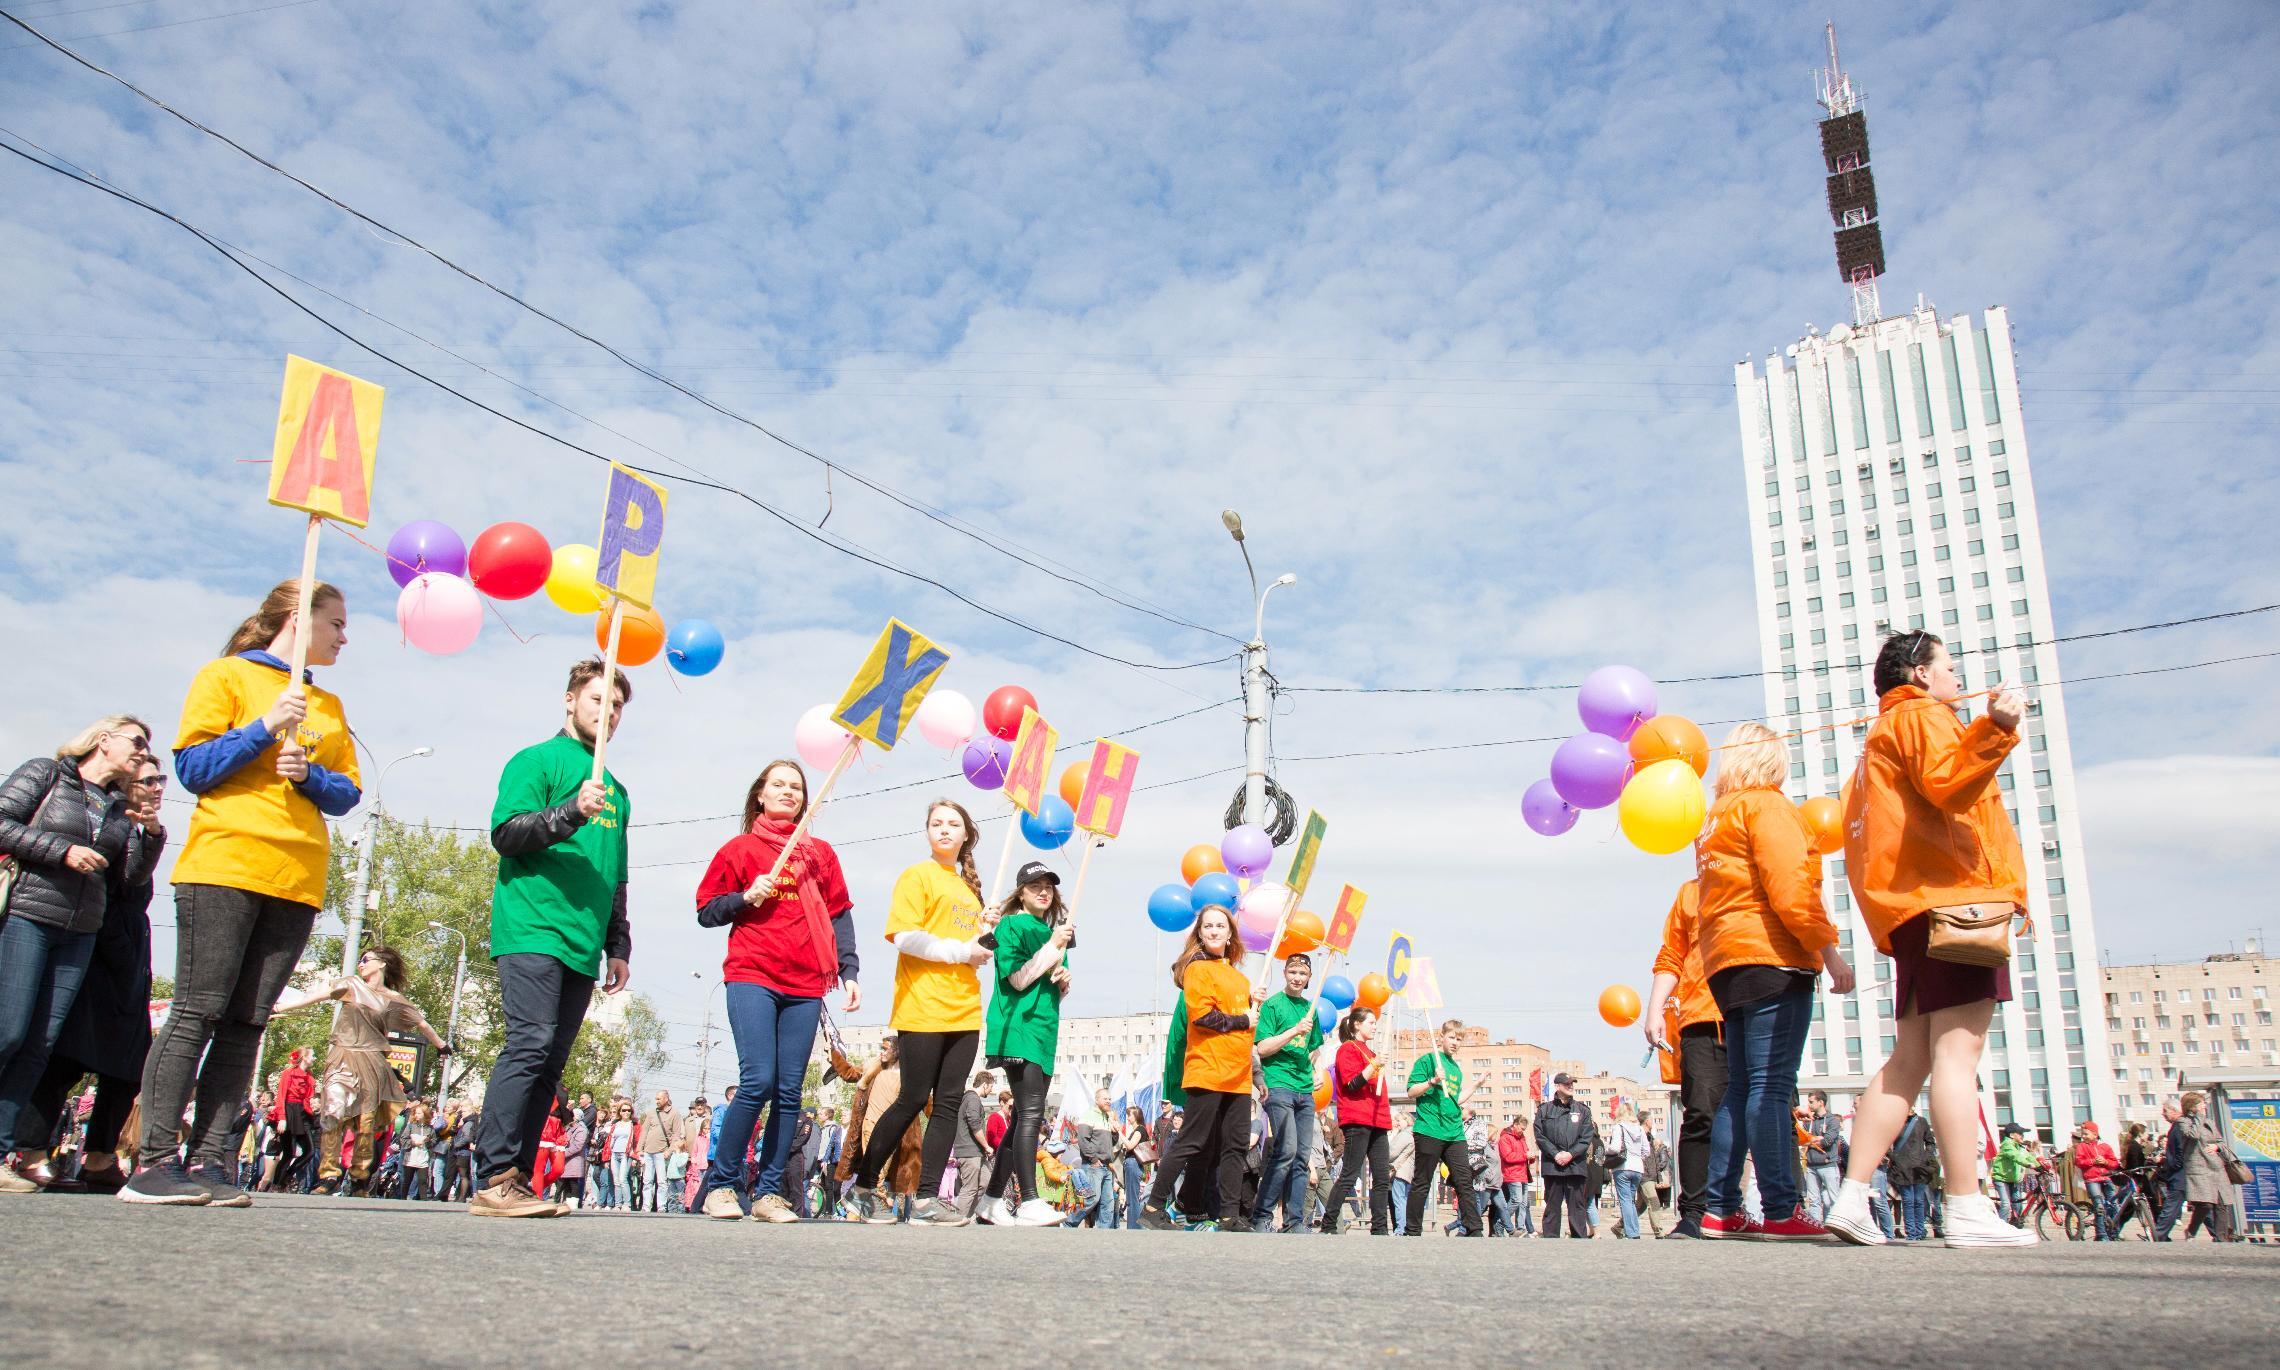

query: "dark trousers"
xmin=985 ymin=1059 xmax=1051 ymax=1203
xmin=1406 ymin=1132 xmax=1482 ymax=1235
xmin=1320 ymin=1123 xmax=1393 ymax=1233
xmin=473 ymin=953 xmax=594 ymax=1184
xmin=22 ymin=1052 xmax=136 ymax=1156
xmin=1676 ymin=1023 xmax=1727 ymax=1220
xmin=2154 ymin=1177 xmax=2187 ymax=1239
xmin=1541 ymin=1173 xmax=1591 ymax=1236
xmin=855 ymin=1029 xmax=977 ymax=1196
xmin=1148 ymin=1087 xmax=1250 ymax=1223
xmin=700 ymin=983 xmax=821 ymax=1205
xmin=0 ymin=917 xmax=96 ymax=1152
xmin=137 ymin=885 xmax=316 ymax=1163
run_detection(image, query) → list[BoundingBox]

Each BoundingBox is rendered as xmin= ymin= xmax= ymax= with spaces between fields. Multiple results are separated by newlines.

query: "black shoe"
xmin=119 ymin=1158 xmax=213 ymax=1206
xmin=1666 ymin=1217 xmax=1705 ymax=1239
xmin=187 ymin=1163 xmax=253 ymax=1207
xmin=1138 ymin=1202 xmax=1179 ymax=1232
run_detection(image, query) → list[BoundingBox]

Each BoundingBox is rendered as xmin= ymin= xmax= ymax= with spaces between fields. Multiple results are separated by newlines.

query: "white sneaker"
xmin=1825 ymin=1185 xmax=1886 ymax=1247
xmin=981 ymin=1197 xmax=1018 ymax=1227
xmin=1943 ymin=1193 xmax=2036 ymax=1248
xmin=701 ymin=1187 xmax=746 ymax=1221
xmin=1013 ymin=1198 xmax=1062 ymax=1227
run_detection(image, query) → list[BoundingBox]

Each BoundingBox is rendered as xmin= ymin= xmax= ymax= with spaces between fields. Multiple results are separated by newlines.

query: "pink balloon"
xmin=914 ymin=689 xmax=976 ymax=749
xmin=795 ymin=704 xmax=858 ymax=771
xmin=395 ymin=573 xmax=482 ymax=655
xmin=1237 ymin=882 xmax=1291 ymax=952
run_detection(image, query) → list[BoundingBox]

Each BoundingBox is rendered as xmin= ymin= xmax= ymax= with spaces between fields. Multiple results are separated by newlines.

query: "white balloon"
xmin=794 ymin=704 xmax=857 ymax=771
xmin=913 ymin=689 xmax=976 ymax=749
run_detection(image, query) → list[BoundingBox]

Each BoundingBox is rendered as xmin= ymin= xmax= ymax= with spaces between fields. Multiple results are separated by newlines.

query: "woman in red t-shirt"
xmin=1316 ymin=1004 xmax=1395 ymax=1234
xmin=690 ymin=759 xmax=860 ymax=1223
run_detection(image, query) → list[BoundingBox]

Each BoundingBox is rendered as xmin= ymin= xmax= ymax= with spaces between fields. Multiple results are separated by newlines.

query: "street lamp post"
xmin=427 ymin=920 xmax=468 ymax=1101
xmin=341 ymin=747 xmax=433 ymax=977
xmin=1221 ymin=510 xmax=1297 ymax=829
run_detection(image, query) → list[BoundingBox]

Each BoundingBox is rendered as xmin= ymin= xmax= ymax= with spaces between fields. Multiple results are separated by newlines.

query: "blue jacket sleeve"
xmin=294 ymin=762 xmax=363 ymax=818
xmin=174 ymin=722 xmax=277 ymax=794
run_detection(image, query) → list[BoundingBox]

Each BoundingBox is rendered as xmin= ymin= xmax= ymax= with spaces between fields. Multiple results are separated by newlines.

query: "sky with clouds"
xmin=3 ymin=0 xmax=2275 ymax=1089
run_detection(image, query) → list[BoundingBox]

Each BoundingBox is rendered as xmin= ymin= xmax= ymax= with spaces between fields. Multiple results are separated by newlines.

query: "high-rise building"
xmin=1728 ymin=32 xmax=2115 ymax=1142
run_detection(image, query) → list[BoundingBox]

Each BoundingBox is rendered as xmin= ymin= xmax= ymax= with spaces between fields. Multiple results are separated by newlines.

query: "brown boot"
xmin=468 ymin=1168 xmax=558 ymax=1218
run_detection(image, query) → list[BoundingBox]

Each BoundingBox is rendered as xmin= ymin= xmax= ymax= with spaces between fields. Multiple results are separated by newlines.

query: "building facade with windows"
xmin=1732 ymin=300 xmax=2117 ymax=1141
xmin=2101 ymin=944 xmax=2277 ymax=1129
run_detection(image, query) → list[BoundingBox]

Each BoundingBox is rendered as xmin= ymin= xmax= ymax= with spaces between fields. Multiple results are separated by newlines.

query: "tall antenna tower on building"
xmin=1815 ymin=22 xmax=1885 ymax=326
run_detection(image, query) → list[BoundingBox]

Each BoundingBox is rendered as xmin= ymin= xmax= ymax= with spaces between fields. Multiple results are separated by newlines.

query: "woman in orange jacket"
xmin=1823 ymin=630 xmax=2035 ymax=1250
xmin=1137 ymin=904 xmax=1264 ymax=1230
xmin=1642 ymin=879 xmax=1724 ymax=1238
xmin=1692 ymin=723 xmax=1852 ymax=1241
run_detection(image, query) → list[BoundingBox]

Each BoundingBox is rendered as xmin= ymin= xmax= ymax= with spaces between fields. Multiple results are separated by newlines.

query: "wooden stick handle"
xmin=985 ymin=803 xmax=1024 ymax=908
xmin=750 ymin=735 xmax=860 ymax=897
xmin=589 ymin=599 xmax=625 ymax=784
xmin=1248 ymin=883 xmax=1302 ymax=991
xmin=1063 ymin=836 xmax=1101 ymax=920
xmin=287 ymin=514 xmax=323 ymax=682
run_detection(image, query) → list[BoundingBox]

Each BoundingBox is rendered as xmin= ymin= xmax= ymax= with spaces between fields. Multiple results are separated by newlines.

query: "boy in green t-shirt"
xmin=1404 ymin=1016 xmax=1485 ymax=1236
xmin=469 ymin=658 xmax=634 ymax=1219
xmin=1251 ymin=952 xmax=1324 ymax=1232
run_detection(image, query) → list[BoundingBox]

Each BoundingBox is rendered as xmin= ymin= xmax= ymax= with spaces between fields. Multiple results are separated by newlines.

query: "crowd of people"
xmin=0 ymin=581 xmax=2260 ymax=1247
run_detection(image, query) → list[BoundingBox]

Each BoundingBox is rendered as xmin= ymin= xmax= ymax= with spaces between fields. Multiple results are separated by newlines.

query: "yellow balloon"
xmin=545 ymin=543 xmax=603 ymax=614
xmin=1618 ymin=758 xmax=1707 ymax=855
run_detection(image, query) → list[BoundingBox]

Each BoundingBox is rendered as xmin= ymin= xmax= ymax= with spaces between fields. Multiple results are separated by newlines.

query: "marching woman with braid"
xmin=1316 ymin=1002 xmax=1395 ymax=1234
xmin=1139 ymin=903 xmax=1265 ymax=1231
xmin=692 ymin=758 xmax=861 ymax=1222
xmin=847 ymin=799 xmax=992 ymax=1227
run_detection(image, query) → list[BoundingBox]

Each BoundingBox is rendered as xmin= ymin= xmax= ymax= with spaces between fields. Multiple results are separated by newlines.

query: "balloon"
xmin=795 ymin=704 xmax=859 ymax=772
xmin=1237 ymin=882 xmax=1291 ymax=951
xmin=961 ymin=736 xmax=1012 ymax=789
xmin=665 ymin=619 xmax=725 ymax=676
xmin=1550 ymin=732 xmax=1631 ymax=810
xmin=1148 ymin=883 xmax=1199 ymax=933
xmin=1180 ymin=843 xmax=1226 ymax=885
xmin=1314 ymin=998 xmax=1338 ymax=1033
xmin=1577 ymin=664 xmax=1658 ymax=741
xmin=1189 ymin=872 xmax=1240 ymax=916
xmin=1319 ymin=975 xmax=1357 ymax=1012
xmin=1020 ymin=796 xmax=1076 ymax=850
xmin=395 ymin=573 xmax=481 ymax=655
xmin=1522 ymin=778 xmax=1580 ymax=836
xmin=1617 ymin=758 xmax=1708 ymax=855
xmin=1799 ymin=796 xmax=1845 ymax=856
xmin=467 ymin=521 xmax=552 ymax=600
xmin=983 ymin=685 xmax=1037 ymax=741
xmin=1057 ymin=763 xmax=1087 ymax=811
xmin=384 ymin=520 xmax=467 ymax=589
xmin=1629 ymin=714 xmax=1710 ymax=778
xmin=544 ymin=543 xmax=603 ymax=614
xmin=1275 ymin=909 xmax=1325 ymax=959
xmin=1221 ymin=823 xmax=1273 ymax=880
xmin=1313 ymin=1069 xmax=1333 ymax=1112
xmin=1355 ymin=972 xmax=1391 ymax=1011
xmin=914 ymin=689 xmax=976 ymax=750
xmin=596 ymin=603 xmax=665 ymax=667
xmin=1598 ymin=984 xmax=1643 ymax=1028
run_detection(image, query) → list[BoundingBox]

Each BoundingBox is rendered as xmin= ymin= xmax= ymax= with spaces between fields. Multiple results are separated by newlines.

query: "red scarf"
xmin=747 ymin=813 xmax=840 ymax=989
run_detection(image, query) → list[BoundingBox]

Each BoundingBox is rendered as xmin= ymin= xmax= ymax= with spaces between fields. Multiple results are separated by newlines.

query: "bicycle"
xmin=2014 ymin=1168 xmax=2086 ymax=1241
xmin=2108 ymin=1167 xmax=2158 ymax=1241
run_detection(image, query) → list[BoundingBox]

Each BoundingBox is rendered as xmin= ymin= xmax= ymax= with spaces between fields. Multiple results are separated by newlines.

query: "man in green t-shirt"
xmin=1404 ymin=1017 xmax=1485 ymax=1236
xmin=1251 ymin=953 xmax=1324 ymax=1233
xmin=469 ymin=658 xmax=634 ymax=1219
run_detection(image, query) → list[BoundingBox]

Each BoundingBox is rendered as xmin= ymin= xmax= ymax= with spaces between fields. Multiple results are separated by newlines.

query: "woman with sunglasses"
xmin=267 ymin=946 xmax=449 ymax=1197
xmin=0 ymin=718 xmax=159 ymax=1193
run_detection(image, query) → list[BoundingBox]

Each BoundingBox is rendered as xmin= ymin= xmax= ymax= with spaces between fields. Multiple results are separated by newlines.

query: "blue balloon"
xmin=1319 ymin=975 xmax=1356 ymax=1012
xmin=665 ymin=619 xmax=725 ymax=676
xmin=1020 ymin=796 xmax=1076 ymax=850
xmin=1148 ymin=883 xmax=1198 ymax=932
xmin=1189 ymin=872 xmax=1240 ymax=915
xmin=1315 ymin=998 xmax=1338 ymax=1033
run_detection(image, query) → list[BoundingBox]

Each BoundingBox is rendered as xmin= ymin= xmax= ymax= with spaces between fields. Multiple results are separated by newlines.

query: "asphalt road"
xmin=5 ymin=1193 xmax=2272 ymax=1368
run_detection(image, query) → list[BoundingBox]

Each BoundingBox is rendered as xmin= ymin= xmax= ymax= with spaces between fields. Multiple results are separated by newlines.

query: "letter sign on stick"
xmin=1385 ymin=930 xmax=1414 ymax=994
xmin=1406 ymin=957 xmax=1444 ymax=1012
xmin=1283 ymin=809 xmax=1328 ymax=901
xmin=832 ymin=619 xmax=950 ymax=749
xmin=268 ymin=355 xmax=383 ymax=527
xmin=1000 ymin=707 xmax=1058 ymax=816
xmin=1323 ymin=884 xmax=1366 ymax=955
xmin=1074 ymin=740 xmax=1140 ymax=837
xmin=595 ymin=463 xmax=669 ymax=609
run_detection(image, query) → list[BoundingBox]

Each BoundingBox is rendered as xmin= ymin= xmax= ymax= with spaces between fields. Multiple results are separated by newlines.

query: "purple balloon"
xmin=960 ymin=736 xmax=1012 ymax=789
xmin=385 ymin=520 xmax=468 ymax=589
xmin=1550 ymin=732 xmax=1631 ymax=810
xmin=1577 ymin=665 xmax=1658 ymax=742
xmin=1221 ymin=823 xmax=1273 ymax=880
xmin=1522 ymin=778 xmax=1580 ymax=836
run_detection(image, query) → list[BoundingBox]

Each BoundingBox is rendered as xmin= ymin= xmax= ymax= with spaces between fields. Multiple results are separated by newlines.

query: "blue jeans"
xmin=2085 ymin=1177 xmax=2118 ymax=1240
xmin=1703 ymin=979 xmax=1814 ymax=1219
xmin=590 ymin=1164 xmax=615 ymax=1209
xmin=0 ymin=918 xmax=96 ymax=1151
xmin=1063 ymin=1163 xmax=1110 ymax=1226
xmin=1869 ymin=1168 xmax=1893 ymax=1235
xmin=1804 ymin=1162 xmax=1842 ymax=1221
xmin=1389 ymin=1176 xmax=1411 ymax=1224
xmin=1253 ymin=1087 xmax=1315 ymax=1231
xmin=1993 ymin=1179 xmax=2023 ymax=1222
xmin=1614 ymin=1169 xmax=1644 ymax=1238
xmin=701 ymin=983 xmax=822 ymax=1207
xmin=1900 ymin=1182 xmax=1931 ymax=1240
xmin=1122 ymin=1156 xmax=1145 ymax=1229
xmin=1497 ymin=1181 xmax=1533 ymax=1234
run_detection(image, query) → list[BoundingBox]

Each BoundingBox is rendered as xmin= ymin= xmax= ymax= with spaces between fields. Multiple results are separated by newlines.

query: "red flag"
xmin=1977 ymin=1100 xmax=1997 ymax=1162
xmin=1530 ymin=1067 xmax=1546 ymax=1102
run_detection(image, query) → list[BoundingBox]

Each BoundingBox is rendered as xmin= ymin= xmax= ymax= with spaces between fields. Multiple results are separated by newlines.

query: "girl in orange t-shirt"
xmin=1138 ymin=905 xmax=1263 ymax=1229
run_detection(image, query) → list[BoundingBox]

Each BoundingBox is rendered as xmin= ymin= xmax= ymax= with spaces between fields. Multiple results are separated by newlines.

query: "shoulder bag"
xmin=1925 ymin=903 xmax=2025 ymax=968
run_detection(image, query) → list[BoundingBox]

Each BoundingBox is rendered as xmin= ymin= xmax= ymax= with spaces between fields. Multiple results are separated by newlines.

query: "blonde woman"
xmin=1693 ymin=722 xmax=1850 ymax=1240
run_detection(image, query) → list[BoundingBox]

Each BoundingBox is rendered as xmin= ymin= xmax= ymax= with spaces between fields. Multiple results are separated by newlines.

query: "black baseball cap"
xmin=1552 ymin=1072 xmax=1576 ymax=1086
xmin=1014 ymin=861 xmax=1060 ymax=887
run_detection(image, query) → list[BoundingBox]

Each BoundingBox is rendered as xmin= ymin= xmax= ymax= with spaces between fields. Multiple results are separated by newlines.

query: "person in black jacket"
xmin=0 ymin=716 xmax=154 ymax=1193
xmin=14 ymin=754 xmax=169 ymax=1192
xmin=1532 ymin=1073 xmax=1598 ymax=1238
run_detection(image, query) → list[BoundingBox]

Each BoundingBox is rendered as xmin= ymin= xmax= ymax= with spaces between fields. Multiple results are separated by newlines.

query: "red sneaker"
xmin=1755 ymin=1205 xmax=1838 ymax=1242
xmin=1698 ymin=1211 xmax=1757 ymax=1240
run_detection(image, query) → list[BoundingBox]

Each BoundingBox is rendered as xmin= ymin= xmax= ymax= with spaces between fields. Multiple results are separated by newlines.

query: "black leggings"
xmin=1407 ymin=1132 xmax=1482 ymax=1236
xmin=1319 ymin=1123 xmax=1393 ymax=1233
xmin=20 ymin=1054 xmax=137 ymax=1156
xmin=1147 ymin=1088 xmax=1250 ymax=1223
xmin=985 ymin=1059 xmax=1051 ymax=1203
xmin=856 ymin=1029 xmax=977 ymax=1195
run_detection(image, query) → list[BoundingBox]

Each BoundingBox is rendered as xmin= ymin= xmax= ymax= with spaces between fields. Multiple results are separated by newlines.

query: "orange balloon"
xmin=595 ymin=604 xmax=666 ymax=668
xmin=1598 ymin=984 xmax=1642 ymax=1028
xmin=1313 ymin=1068 xmax=1333 ymax=1112
xmin=1629 ymin=714 xmax=1710 ymax=778
xmin=1274 ymin=909 xmax=1326 ymax=959
xmin=1355 ymin=972 xmax=1391 ymax=1011
xmin=1058 ymin=762 xmax=1087 ymax=811
xmin=1798 ymin=796 xmax=1844 ymax=856
xmin=1180 ymin=843 xmax=1226 ymax=885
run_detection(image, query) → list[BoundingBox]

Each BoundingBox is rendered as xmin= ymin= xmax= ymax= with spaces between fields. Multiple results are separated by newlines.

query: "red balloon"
xmin=468 ymin=522 xmax=553 ymax=600
xmin=983 ymin=685 xmax=1037 ymax=741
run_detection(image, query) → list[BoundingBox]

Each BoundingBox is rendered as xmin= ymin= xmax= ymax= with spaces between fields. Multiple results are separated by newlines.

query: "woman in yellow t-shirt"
xmin=1139 ymin=903 xmax=1265 ymax=1230
xmin=124 ymin=579 xmax=360 ymax=1209
xmin=847 ymin=798 xmax=991 ymax=1227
